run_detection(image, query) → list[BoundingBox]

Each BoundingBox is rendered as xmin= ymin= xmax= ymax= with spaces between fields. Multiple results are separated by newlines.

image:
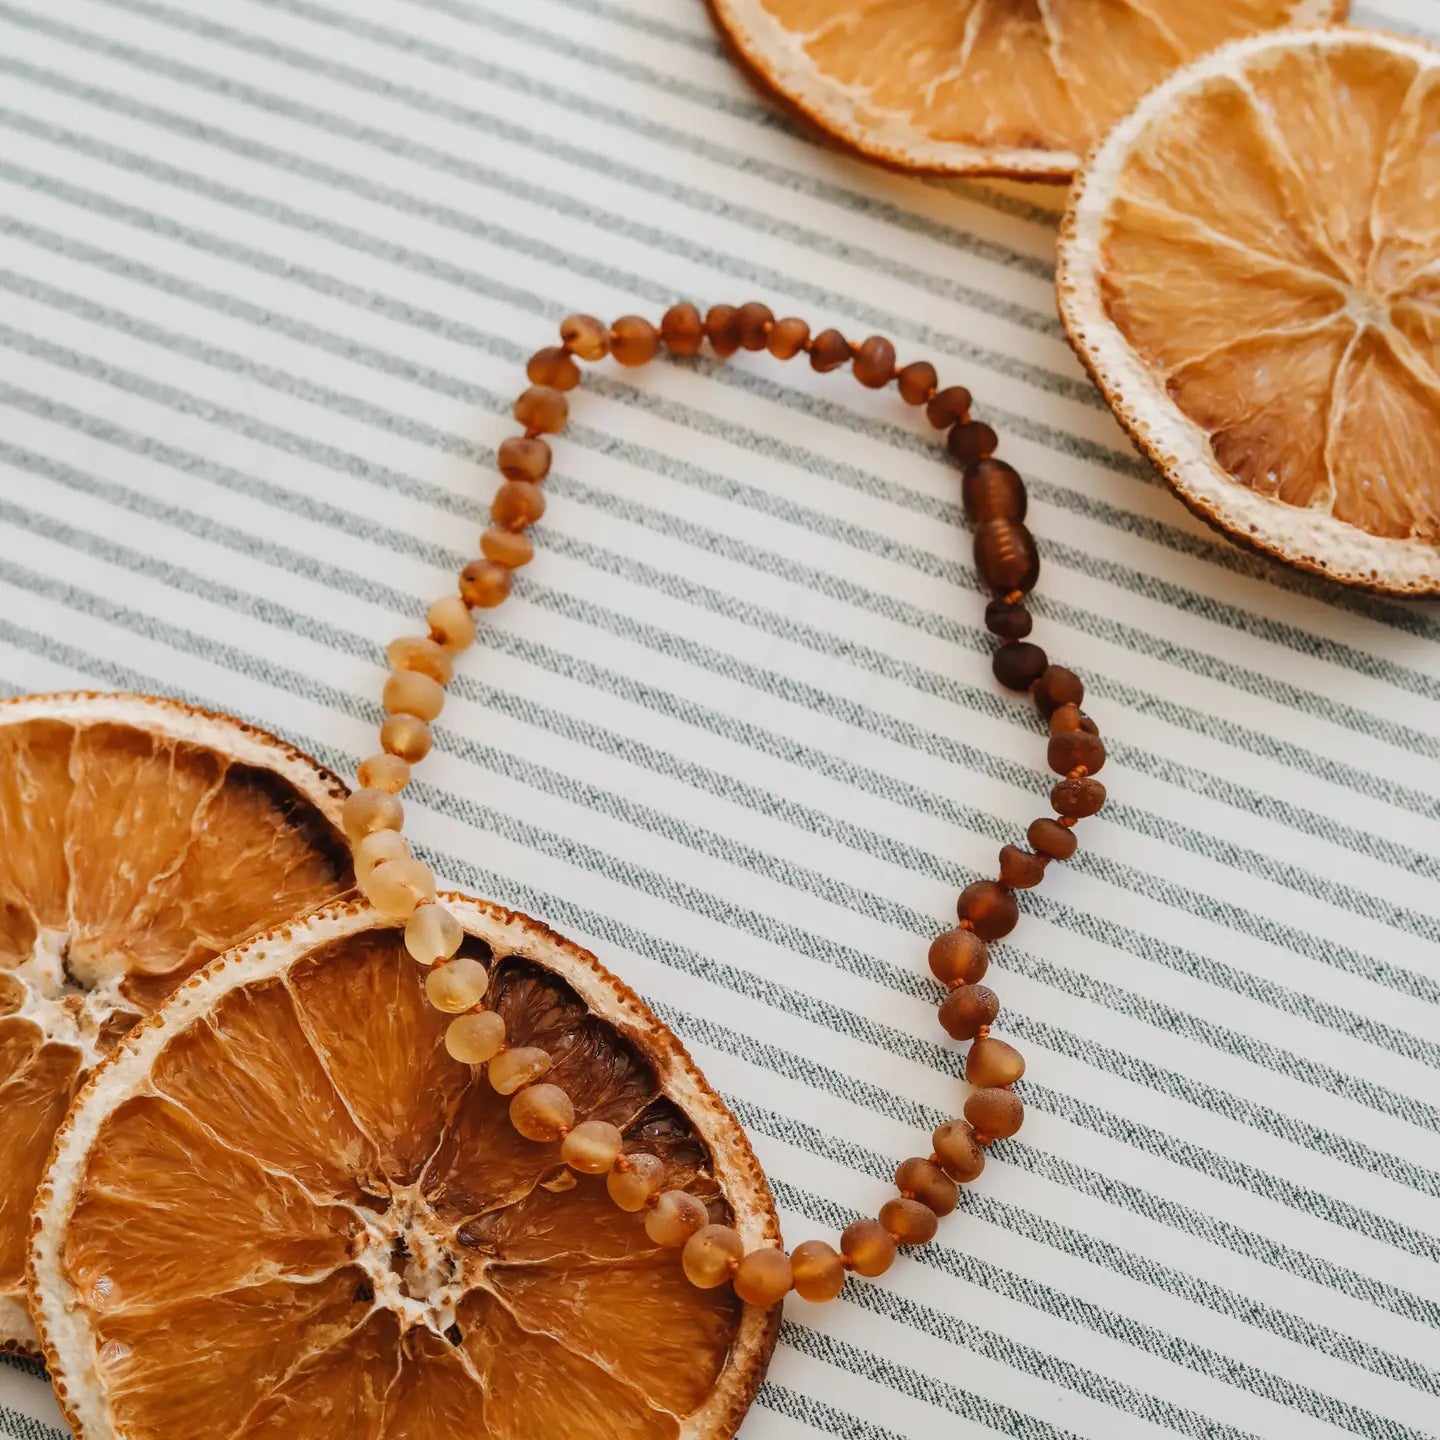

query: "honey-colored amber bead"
xmin=381 ymin=713 xmax=432 ymax=764
xmin=357 ymin=753 xmax=410 ymax=794
xmin=445 ymin=1009 xmax=506 ymax=1064
xmin=645 ymin=1189 xmax=708 ymax=1248
xmin=925 ymin=385 xmax=971 ymax=428
xmin=1028 ymin=816 xmax=1078 ymax=860
xmin=985 ymin=598 xmax=1032 ymax=640
xmin=387 ymin=635 xmax=454 ymax=685
xmin=840 ymin=1217 xmax=897 ymax=1277
xmin=497 ymin=436 xmax=551 ymax=484
xmin=459 ymin=560 xmax=512 ymax=610
xmin=489 ymin=1046 xmax=552 ymax=1095
xmin=993 ymin=641 xmax=1048 ymax=691
xmin=957 ymin=880 xmax=1019 ymax=941
xmin=966 ymin=1035 xmax=1025 ymax=1087
xmin=682 ymin=1224 xmax=743 ymax=1288
xmin=560 ymin=313 xmax=610 ymax=361
xmin=932 ymin=1119 xmax=985 ymax=1182
xmin=611 ymin=315 xmax=660 ymax=367
xmin=481 ymin=526 xmax=534 ymax=569
xmin=733 ymin=1247 xmax=792 ymax=1306
xmin=561 ymin=1119 xmax=624 ymax=1174
xmin=852 ymin=335 xmax=896 ymax=388
xmin=425 ymin=954 xmax=490 ymax=1013
xmin=607 ymin=1152 xmax=664 ymax=1211
xmin=660 ymin=301 xmax=704 ymax=356
xmin=1049 ymin=703 xmax=1084 ymax=734
xmin=705 ymin=304 xmax=742 ymax=358
xmin=789 ymin=1239 xmax=845 ymax=1302
xmin=1049 ymin=730 xmax=1106 ymax=776
xmin=766 ymin=316 xmax=810 ymax=360
xmin=938 ymin=984 xmax=999 ymax=1041
xmin=405 ymin=900 xmax=463 ymax=966
xmin=948 ymin=420 xmax=999 ymax=467
xmin=737 ymin=301 xmax=774 ymax=351
xmin=879 ymin=1196 xmax=938 ymax=1245
xmin=962 ymin=459 xmax=1027 ymax=524
xmin=492 ymin=480 xmax=546 ymax=530
xmin=364 ymin=856 xmax=436 ymax=920
xmin=928 ymin=927 xmax=988 ymax=986
xmin=342 ymin=787 xmax=403 ymax=842
xmin=384 ymin=669 xmax=445 ymax=722
xmin=514 ymin=385 xmax=568 ymax=434
xmin=897 ymin=360 xmax=937 ymax=406
xmin=998 ymin=843 xmax=1046 ymax=888
xmin=974 ymin=519 xmax=1040 ymax=594
xmin=527 ymin=345 xmax=581 ymax=391
xmin=355 ymin=828 xmax=407 ymax=882
xmin=1052 ymin=776 xmax=1106 ymax=818
xmin=808 ymin=328 xmax=850 ymax=372
xmin=428 ymin=595 xmax=477 ymax=651
xmin=510 ymin=1082 xmax=575 ymax=1141
xmin=1034 ymin=664 xmax=1085 ymax=717
xmin=895 ymin=1157 xmax=958 ymax=1217
xmin=965 ymin=1087 xmax=1025 ymax=1140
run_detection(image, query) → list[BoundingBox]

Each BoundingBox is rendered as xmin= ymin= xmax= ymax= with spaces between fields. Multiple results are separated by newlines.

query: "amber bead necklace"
xmin=341 ymin=302 xmax=1107 ymax=1309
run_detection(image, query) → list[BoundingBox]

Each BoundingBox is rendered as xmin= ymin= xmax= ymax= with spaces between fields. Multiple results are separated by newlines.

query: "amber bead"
xmin=993 ymin=641 xmax=1048 ymax=692
xmin=984 ymin=598 xmax=1032 ymax=640
xmin=939 ymin=984 xmax=999 ymax=1041
xmin=387 ymin=635 xmax=453 ymax=685
xmin=607 ymin=1152 xmax=664 ymax=1211
xmin=932 ymin=1119 xmax=986 ymax=1183
xmin=426 ymin=955 xmax=490 ymax=1013
xmin=897 ymin=360 xmax=937 ymax=406
xmin=384 ymin=670 xmax=445 ymax=722
xmin=808 ymin=328 xmax=850 ymax=372
xmin=957 ymin=881 xmax=1019 ymax=941
xmin=481 ymin=526 xmax=534 ymax=569
xmin=527 ymin=345 xmax=580 ymax=391
xmin=489 ymin=1046 xmax=552 ymax=1095
xmin=1034 ymin=664 xmax=1084 ymax=717
xmin=611 ymin=315 xmax=660 ymax=367
xmin=1029 ymin=816 xmax=1078 ymax=860
xmin=427 ymin=595 xmax=476 ymax=651
xmin=895 ymin=1157 xmax=958 ymax=1217
xmin=974 ymin=519 xmax=1040 ymax=594
xmin=705 ymin=304 xmax=742 ymax=358
xmin=948 ymin=421 xmax=999 ymax=467
xmin=1049 ymin=730 xmax=1106 ymax=776
xmin=1053 ymin=776 xmax=1106 ymax=817
xmin=561 ymin=1120 xmax=624 ymax=1175
xmin=967 ymin=1035 xmax=1026 ymax=1087
xmin=852 ymin=335 xmax=896 ymax=388
xmin=927 ymin=927 xmax=988 ymax=986
xmin=733 ymin=1248 xmax=793 ymax=1306
xmin=344 ymin=789 xmax=403 ymax=843
xmin=645 ymin=1190 xmax=708 ymax=1248
xmin=965 ymin=1087 xmax=1025 ymax=1140
xmin=682 ymin=1224 xmax=743 ymax=1288
xmin=459 ymin=560 xmax=512 ymax=609
xmin=492 ymin=480 xmax=546 ymax=531
xmin=962 ymin=459 xmax=1026 ymax=524
xmin=767 ymin=317 xmax=810 ymax=360
xmin=510 ymin=1083 xmax=575 ymax=1142
xmin=381 ymin=713 xmax=432 ymax=764
xmin=445 ymin=1009 xmax=506 ymax=1065
xmin=515 ymin=384 xmax=568 ymax=434
xmin=497 ymin=436 xmax=551 ymax=484
xmin=925 ymin=385 xmax=971 ymax=429
xmin=840 ymin=1218 xmax=897 ymax=1277
xmin=790 ymin=1239 xmax=845 ymax=1302
xmin=358 ymin=753 xmax=409 ymax=794
xmin=660 ymin=302 xmax=704 ymax=356
xmin=880 ymin=1196 xmax=938 ymax=1245
xmin=560 ymin=313 xmax=609 ymax=361
xmin=1049 ymin=703 xmax=1084 ymax=734
xmin=998 ymin=844 xmax=1046 ymax=889
xmin=737 ymin=301 xmax=774 ymax=351
xmin=1079 ymin=713 xmax=1100 ymax=736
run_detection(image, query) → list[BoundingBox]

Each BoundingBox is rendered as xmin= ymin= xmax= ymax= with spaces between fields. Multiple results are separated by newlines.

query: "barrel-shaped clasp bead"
xmin=974 ymin=519 xmax=1040 ymax=594
xmin=962 ymin=459 xmax=1027 ymax=525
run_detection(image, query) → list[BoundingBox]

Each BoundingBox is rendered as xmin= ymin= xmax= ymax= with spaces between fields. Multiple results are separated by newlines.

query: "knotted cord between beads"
xmin=340 ymin=303 xmax=1108 ymax=1309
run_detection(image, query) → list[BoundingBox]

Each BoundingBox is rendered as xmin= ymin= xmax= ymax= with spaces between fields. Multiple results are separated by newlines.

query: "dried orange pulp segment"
xmin=1058 ymin=28 xmax=1440 ymax=593
xmin=30 ymin=896 xmax=780 ymax=1440
xmin=0 ymin=692 xmax=351 ymax=1355
xmin=709 ymin=0 xmax=1344 ymax=180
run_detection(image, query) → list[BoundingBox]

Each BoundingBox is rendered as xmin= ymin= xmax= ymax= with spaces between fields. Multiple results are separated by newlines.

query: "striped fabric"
xmin=1 ymin=1 xmax=1437 ymax=1436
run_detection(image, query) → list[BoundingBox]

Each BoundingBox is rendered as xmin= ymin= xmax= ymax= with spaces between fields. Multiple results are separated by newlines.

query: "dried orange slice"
xmin=1058 ymin=27 xmax=1440 ymax=593
xmin=0 ymin=692 xmax=351 ymax=1355
xmin=30 ymin=896 xmax=779 ymax=1440
xmin=709 ymin=0 xmax=1343 ymax=179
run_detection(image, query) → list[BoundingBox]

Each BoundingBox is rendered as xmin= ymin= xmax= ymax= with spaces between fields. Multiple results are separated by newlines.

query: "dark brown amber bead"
xmin=737 ymin=301 xmax=774 ymax=351
xmin=966 ymin=1036 xmax=1025 ymax=1087
xmin=998 ymin=844 xmax=1046 ymax=888
xmin=514 ymin=385 xmax=568 ymax=434
xmin=809 ymin=328 xmax=851 ymax=372
xmin=660 ymin=302 xmax=704 ymax=356
xmin=879 ymin=1196 xmax=938 ymax=1245
xmin=993 ymin=641 xmax=1048 ymax=691
xmin=1079 ymin=713 xmax=1100 ymax=736
xmin=1028 ymin=817 xmax=1078 ymax=861
xmin=1053 ymin=776 xmax=1106 ymax=818
xmin=965 ymin=1087 xmax=1025 ymax=1140
xmin=1048 ymin=730 xmax=1106 ymax=776
xmin=938 ymin=984 xmax=999 ymax=1041
xmin=459 ymin=559 xmax=512 ymax=609
xmin=492 ymin=480 xmax=546 ymax=530
xmin=767 ymin=317 xmax=810 ymax=360
xmin=897 ymin=361 xmax=937 ymax=405
xmin=853 ymin=335 xmax=897 ymax=388
xmin=527 ymin=346 xmax=581 ymax=391
xmin=932 ymin=1119 xmax=985 ymax=1183
xmin=974 ymin=519 xmax=1040 ymax=594
xmin=948 ymin=421 xmax=999 ymax=467
xmin=841 ymin=1218 xmax=897 ymax=1277
xmin=895 ymin=1158 xmax=957 ymax=1217
xmin=927 ymin=928 xmax=988 ymax=986
xmin=560 ymin=313 xmax=609 ymax=361
xmin=705 ymin=304 xmax=742 ymax=358
xmin=957 ymin=881 xmax=1019 ymax=941
xmin=925 ymin=385 xmax=971 ymax=428
xmin=962 ymin=459 xmax=1026 ymax=524
xmin=984 ymin=598 xmax=1032 ymax=640
xmin=480 ymin=526 xmax=534 ymax=568
xmin=497 ymin=436 xmax=551 ymax=484
xmin=1034 ymin=664 xmax=1084 ymax=717
xmin=611 ymin=315 xmax=660 ymax=367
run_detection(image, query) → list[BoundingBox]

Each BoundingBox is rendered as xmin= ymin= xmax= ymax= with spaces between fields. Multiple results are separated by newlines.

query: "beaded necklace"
xmin=340 ymin=302 xmax=1107 ymax=1309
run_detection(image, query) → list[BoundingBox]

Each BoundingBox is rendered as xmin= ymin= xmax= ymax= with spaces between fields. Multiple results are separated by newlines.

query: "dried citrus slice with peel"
xmin=708 ymin=0 xmax=1343 ymax=179
xmin=0 ymin=692 xmax=351 ymax=1354
xmin=30 ymin=896 xmax=779 ymax=1440
xmin=1058 ymin=27 xmax=1440 ymax=593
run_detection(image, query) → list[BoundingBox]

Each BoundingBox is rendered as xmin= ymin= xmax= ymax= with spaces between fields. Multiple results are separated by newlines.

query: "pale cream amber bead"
xmin=425 ymin=955 xmax=489 ymax=1012
xmin=733 ymin=1248 xmax=793 ymax=1306
xmin=606 ymin=1153 xmax=663 ymax=1211
xmin=561 ymin=1120 xmax=624 ymax=1174
xmin=363 ymin=856 xmax=436 ymax=919
xmin=489 ymin=1046 xmax=551 ymax=1095
xmin=405 ymin=901 xmax=462 ymax=966
xmin=386 ymin=635 xmax=453 ymax=684
xmin=510 ymin=1082 xmax=575 ymax=1141
xmin=682 ymin=1224 xmax=743 ymax=1288
xmin=342 ymin=788 xmax=403 ymax=842
xmin=645 ymin=1190 xmax=708 ymax=1248
xmin=381 ymin=714 xmax=432 ymax=764
xmin=384 ymin=669 xmax=445 ymax=722
xmin=427 ymin=595 xmax=476 ymax=651
xmin=357 ymin=753 xmax=410 ymax=793
xmin=445 ymin=1010 xmax=506 ymax=1064
xmin=354 ymin=828 xmax=408 ymax=881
